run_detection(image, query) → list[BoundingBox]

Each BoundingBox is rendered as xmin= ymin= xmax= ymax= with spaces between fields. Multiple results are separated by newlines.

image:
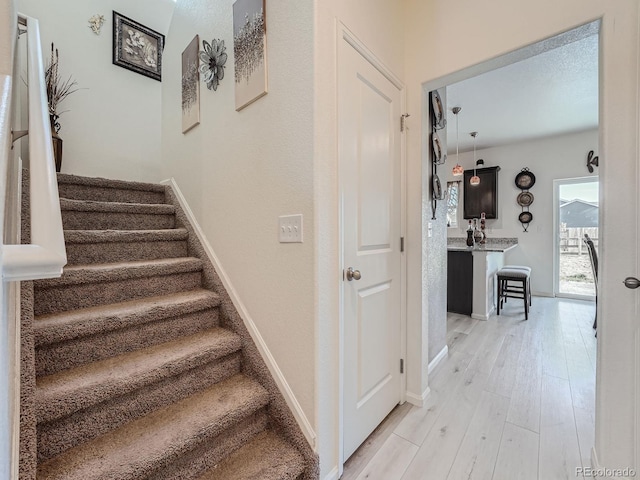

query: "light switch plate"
xmin=279 ymin=214 xmax=303 ymax=243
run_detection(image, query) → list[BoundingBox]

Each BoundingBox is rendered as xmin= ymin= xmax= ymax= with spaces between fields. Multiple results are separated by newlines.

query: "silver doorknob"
xmin=623 ymin=277 xmax=640 ymax=289
xmin=346 ymin=267 xmax=361 ymax=281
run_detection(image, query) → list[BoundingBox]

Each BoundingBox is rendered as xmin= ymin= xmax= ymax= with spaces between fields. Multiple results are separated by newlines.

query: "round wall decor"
xmin=519 ymin=211 xmax=533 ymax=231
xmin=515 ymin=168 xmax=536 ymax=190
xmin=517 ymin=191 xmax=534 ymax=207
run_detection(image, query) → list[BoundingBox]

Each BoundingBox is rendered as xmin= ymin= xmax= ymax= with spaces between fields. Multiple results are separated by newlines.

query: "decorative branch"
xmin=45 ymin=43 xmax=79 ymax=133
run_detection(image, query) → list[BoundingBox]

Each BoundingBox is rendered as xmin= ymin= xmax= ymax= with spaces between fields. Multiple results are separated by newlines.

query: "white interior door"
xmin=339 ymin=37 xmax=402 ymax=461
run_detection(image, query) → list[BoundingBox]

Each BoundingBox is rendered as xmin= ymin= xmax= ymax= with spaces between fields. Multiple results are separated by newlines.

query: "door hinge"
xmin=400 ymin=236 xmax=405 ymax=252
xmin=400 ymin=113 xmax=410 ymax=132
xmin=400 ymin=358 xmax=404 ymax=374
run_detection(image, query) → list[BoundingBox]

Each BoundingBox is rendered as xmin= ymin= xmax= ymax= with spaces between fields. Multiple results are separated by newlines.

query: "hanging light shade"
xmin=452 ymin=107 xmax=463 ymax=176
xmin=470 ymin=132 xmax=480 ymax=185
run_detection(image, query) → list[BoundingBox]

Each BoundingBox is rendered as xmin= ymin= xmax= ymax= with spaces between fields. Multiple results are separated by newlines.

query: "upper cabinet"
xmin=463 ymin=166 xmax=500 ymax=219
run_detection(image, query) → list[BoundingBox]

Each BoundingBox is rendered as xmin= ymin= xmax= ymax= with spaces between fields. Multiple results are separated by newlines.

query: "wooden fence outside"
xmin=559 ymin=225 xmax=599 ymax=255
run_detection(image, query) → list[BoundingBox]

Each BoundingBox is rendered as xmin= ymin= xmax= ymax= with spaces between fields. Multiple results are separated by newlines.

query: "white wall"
xmin=314 ymin=1 xmax=407 ymax=477
xmin=445 ymin=129 xmax=599 ymax=295
xmin=17 ymin=0 xmax=174 ymax=181
xmin=403 ymin=0 xmax=639 ymax=471
xmin=161 ymin=0 xmax=316 ymax=452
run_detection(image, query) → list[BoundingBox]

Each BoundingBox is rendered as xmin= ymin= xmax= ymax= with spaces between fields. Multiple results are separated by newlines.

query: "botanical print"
xmin=182 ymin=35 xmax=200 ymax=133
xmin=113 ymin=11 xmax=164 ymax=81
xmin=123 ymin=29 xmax=158 ymax=70
xmin=233 ymin=0 xmax=267 ymax=110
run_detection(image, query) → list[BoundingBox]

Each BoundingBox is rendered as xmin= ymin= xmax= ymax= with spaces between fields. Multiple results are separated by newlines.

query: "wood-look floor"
xmin=342 ymin=296 xmax=596 ymax=480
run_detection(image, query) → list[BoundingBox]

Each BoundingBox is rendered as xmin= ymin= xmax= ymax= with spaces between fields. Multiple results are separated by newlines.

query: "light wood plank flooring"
xmin=342 ymin=296 xmax=596 ymax=480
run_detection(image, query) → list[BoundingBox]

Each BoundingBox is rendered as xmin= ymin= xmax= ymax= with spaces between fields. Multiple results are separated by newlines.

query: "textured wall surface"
xmin=426 ymin=87 xmax=448 ymax=365
xmin=161 ymin=0 xmax=316 ymax=442
xmin=17 ymin=0 xmax=175 ymax=181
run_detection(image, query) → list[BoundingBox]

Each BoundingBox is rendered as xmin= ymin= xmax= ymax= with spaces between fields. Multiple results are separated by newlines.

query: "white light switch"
xmin=279 ymin=214 xmax=303 ymax=243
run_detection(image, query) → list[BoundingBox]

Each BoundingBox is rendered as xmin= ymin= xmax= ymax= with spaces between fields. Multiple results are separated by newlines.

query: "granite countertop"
xmin=447 ymin=237 xmax=518 ymax=253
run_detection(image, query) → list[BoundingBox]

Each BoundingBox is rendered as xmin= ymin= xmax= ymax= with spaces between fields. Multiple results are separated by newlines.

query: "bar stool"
xmin=496 ymin=266 xmax=532 ymax=320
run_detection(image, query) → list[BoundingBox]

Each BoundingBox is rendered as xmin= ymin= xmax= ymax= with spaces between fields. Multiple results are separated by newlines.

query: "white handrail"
xmin=1 ymin=14 xmax=66 ymax=281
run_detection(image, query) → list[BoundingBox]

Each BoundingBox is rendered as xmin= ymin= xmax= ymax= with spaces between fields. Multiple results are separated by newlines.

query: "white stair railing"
xmin=1 ymin=13 xmax=67 ymax=282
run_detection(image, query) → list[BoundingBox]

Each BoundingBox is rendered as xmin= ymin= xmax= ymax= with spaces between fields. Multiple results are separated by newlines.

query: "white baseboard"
xmin=162 ymin=178 xmax=317 ymax=450
xmin=428 ymin=345 xmax=448 ymax=374
xmin=471 ymin=313 xmax=489 ymax=321
xmin=323 ymin=466 xmax=339 ymax=480
xmin=532 ymin=291 xmax=554 ymax=298
xmin=406 ymin=386 xmax=431 ymax=407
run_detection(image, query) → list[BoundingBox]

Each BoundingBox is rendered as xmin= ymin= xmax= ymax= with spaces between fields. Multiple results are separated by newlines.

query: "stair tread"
xmin=60 ymin=198 xmax=174 ymax=214
xmin=37 ymin=374 xmax=269 ymax=480
xmin=57 ymin=173 xmax=166 ymax=193
xmin=64 ymin=228 xmax=189 ymax=244
xmin=35 ymin=289 xmax=220 ymax=346
xmin=34 ymin=257 xmax=203 ymax=288
xmin=37 ymin=327 xmax=242 ymax=423
xmin=197 ymin=430 xmax=305 ymax=480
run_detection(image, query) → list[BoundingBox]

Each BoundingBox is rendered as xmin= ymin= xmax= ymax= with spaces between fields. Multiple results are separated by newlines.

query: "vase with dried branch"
xmin=45 ymin=43 xmax=78 ymax=171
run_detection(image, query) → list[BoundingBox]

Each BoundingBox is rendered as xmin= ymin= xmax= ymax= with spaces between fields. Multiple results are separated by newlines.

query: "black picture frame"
xmin=113 ymin=11 xmax=164 ymax=81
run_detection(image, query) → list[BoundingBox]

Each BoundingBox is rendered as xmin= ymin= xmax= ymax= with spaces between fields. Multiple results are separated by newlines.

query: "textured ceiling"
xmin=445 ymin=34 xmax=598 ymax=154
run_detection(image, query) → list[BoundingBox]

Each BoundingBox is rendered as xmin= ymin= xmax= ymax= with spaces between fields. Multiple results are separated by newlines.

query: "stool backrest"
xmin=583 ymin=233 xmax=598 ymax=288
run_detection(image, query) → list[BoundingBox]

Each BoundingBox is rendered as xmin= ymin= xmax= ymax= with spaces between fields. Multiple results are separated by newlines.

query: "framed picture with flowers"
xmin=113 ymin=11 xmax=165 ymax=81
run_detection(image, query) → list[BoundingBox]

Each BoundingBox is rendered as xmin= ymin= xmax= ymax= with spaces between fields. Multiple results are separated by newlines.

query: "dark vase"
xmin=466 ymin=228 xmax=475 ymax=247
xmin=50 ymin=116 xmax=62 ymax=172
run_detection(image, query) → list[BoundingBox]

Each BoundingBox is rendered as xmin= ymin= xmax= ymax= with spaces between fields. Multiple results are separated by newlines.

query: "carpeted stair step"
xmin=196 ymin=430 xmax=306 ymax=480
xmin=64 ymin=228 xmax=189 ymax=265
xmin=61 ymin=198 xmax=176 ymax=230
xmin=35 ymin=290 xmax=221 ymax=376
xmin=37 ymin=374 xmax=271 ymax=480
xmin=37 ymin=329 xmax=243 ymax=462
xmin=37 ymin=327 xmax=242 ymax=424
xmin=33 ymin=257 xmax=203 ymax=316
xmin=57 ymin=173 xmax=167 ymax=204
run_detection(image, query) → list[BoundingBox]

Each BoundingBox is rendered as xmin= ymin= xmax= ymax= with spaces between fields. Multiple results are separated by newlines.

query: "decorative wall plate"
xmin=517 ymin=191 xmax=534 ymax=207
xmin=431 ymin=90 xmax=446 ymax=130
xmin=519 ymin=211 xmax=533 ymax=224
xmin=432 ymin=173 xmax=444 ymax=200
xmin=432 ymin=132 xmax=446 ymax=164
xmin=515 ymin=169 xmax=536 ymax=190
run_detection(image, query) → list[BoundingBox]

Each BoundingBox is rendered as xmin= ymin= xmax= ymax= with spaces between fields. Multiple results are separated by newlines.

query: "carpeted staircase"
xmin=20 ymin=173 xmax=317 ymax=480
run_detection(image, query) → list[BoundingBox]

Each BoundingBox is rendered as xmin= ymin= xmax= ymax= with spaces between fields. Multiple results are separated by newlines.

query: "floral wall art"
xmin=232 ymin=0 xmax=267 ymax=110
xmin=182 ymin=35 xmax=200 ymax=133
xmin=113 ymin=11 xmax=165 ymax=81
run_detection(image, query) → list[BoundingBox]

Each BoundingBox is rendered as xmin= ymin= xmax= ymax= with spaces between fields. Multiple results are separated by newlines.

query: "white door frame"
xmin=336 ymin=21 xmax=408 ymax=475
xmin=552 ymin=176 xmax=598 ymax=300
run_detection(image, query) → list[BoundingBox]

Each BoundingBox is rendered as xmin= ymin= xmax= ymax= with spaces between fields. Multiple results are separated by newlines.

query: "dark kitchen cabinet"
xmin=464 ymin=166 xmax=500 ymax=219
xmin=447 ymin=250 xmax=473 ymax=315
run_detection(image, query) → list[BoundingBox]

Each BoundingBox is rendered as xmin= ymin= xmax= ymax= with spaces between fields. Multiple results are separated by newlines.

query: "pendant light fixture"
xmin=470 ymin=132 xmax=480 ymax=186
xmin=452 ymin=107 xmax=463 ymax=176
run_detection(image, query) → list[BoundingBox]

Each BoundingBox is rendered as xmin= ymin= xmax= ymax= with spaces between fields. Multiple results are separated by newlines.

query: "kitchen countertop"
xmin=447 ymin=237 xmax=518 ymax=253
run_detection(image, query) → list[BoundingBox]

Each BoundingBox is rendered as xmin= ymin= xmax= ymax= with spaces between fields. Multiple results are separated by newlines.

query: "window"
xmin=446 ymin=181 xmax=460 ymax=228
